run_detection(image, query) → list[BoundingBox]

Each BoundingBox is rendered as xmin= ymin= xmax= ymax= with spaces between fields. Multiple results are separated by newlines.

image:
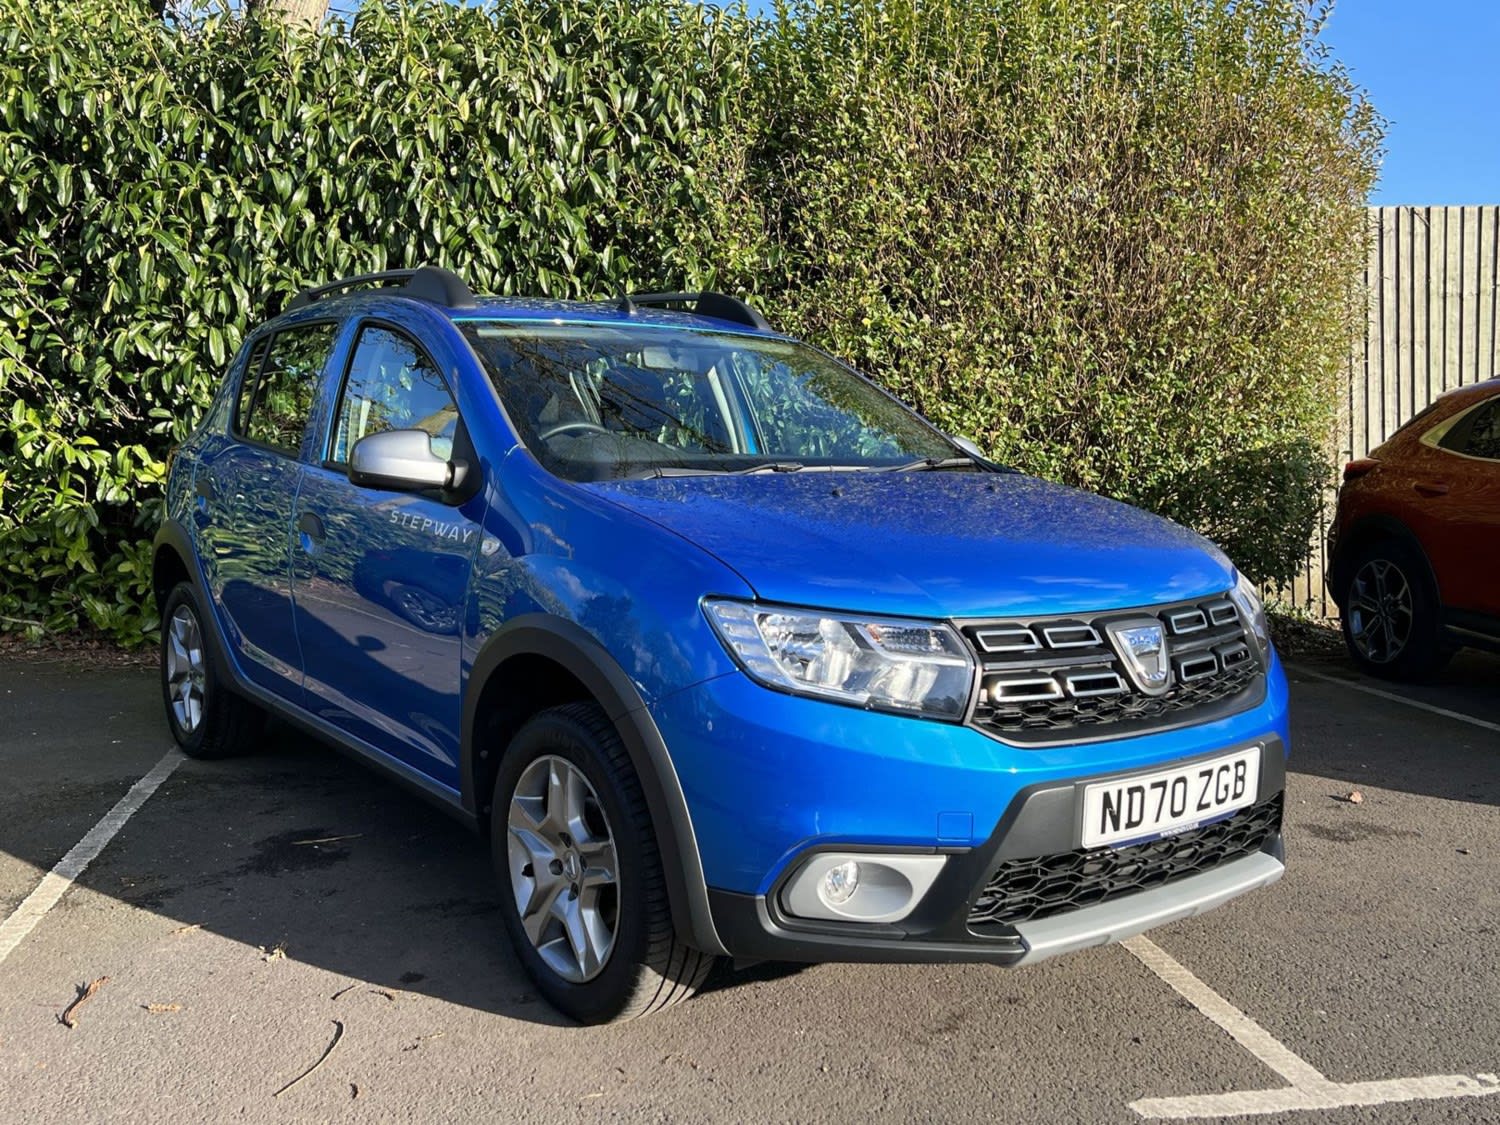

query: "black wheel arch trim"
xmin=1328 ymin=514 xmax=1442 ymax=608
xmin=154 ymin=520 xmax=236 ymax=678
xmin=462 ymin=615 xmax=728 ymax=957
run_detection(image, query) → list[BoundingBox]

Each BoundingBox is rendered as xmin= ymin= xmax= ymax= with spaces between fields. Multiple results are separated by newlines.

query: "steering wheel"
xmin=538 ymin=420 xmax=612 ymax=441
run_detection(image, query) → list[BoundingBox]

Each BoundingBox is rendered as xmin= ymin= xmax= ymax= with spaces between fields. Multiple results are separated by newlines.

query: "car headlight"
xmin=1229 ymin=571 xmax=1270 ymax=658
xmin=703 ymin=599 xmax=976 ymax=719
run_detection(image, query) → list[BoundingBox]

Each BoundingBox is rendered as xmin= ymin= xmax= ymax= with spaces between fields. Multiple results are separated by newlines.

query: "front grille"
xmin=968 ymin=795 xmax=1283 ymax=931
xmin=961 ymin=594 xmax=1262 ymax=744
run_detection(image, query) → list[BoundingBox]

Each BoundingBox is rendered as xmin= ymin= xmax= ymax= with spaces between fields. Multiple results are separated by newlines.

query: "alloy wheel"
xmin=164 ymin=604 xmax=207 ymax=733
xmin=1347 ymin=558 xmax=1414 ymax=664
xmin=506 ymin=755 xmax=620 ymax=983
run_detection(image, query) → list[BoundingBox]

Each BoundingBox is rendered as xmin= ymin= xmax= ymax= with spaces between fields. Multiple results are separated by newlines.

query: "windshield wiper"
xmin=624 ymin=466 xmax=716 ymax=479
xmin=883 ymin=456 xmax=982 ymax=472
xmin=623 ymin=462 xmax=807 ymax=480
xmin=730 ymin=461 xmax=806 ymax=475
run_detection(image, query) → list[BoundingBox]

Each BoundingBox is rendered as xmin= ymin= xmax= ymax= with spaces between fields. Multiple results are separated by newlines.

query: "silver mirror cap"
xmin=949 ymin=434 xmax=986 ymax=461
xmin=348 ymin=429 xmax=456 ymax=492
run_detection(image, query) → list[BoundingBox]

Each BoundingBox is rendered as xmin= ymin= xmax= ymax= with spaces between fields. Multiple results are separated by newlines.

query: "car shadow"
xmin=0 ymin=661 xmax=821 ymax=1030
xmin=92 ymin=721 xmax=582 ymax=1026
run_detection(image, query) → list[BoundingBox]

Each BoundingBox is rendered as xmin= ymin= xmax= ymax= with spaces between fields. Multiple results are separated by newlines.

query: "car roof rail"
xmin=285 ymin=266 xmax=476 ymax=311
xmin=617 ymin=291 xmax=773 ymax=332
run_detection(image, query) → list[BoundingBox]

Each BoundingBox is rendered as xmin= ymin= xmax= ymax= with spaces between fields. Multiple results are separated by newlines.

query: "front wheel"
xmin=1340 ymin=540 xmax=1450 ymax=681
xmin=492 ymin=703 xmax=716 ymax=1023
xmin=159 ymin=582 xmax=264 ymax=758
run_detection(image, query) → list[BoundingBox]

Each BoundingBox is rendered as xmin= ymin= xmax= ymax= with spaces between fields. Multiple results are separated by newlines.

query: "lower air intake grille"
xmin=968 ymin=795 xmax=1283 ymax=930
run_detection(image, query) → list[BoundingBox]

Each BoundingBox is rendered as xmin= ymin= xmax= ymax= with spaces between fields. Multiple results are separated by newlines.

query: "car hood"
xmin=586 ymin=471 xmax=1235 ymax=619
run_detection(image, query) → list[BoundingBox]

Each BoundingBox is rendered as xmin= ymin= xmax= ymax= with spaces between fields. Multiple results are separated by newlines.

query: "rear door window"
xmin=236 ymin=322 xmax=338 ymax=455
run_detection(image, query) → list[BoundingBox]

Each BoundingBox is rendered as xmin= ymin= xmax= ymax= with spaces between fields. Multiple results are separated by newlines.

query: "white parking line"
xmin=0 ymin=750 xmax=182 ymax=968
xmin=1123 ymin=935 xmax=1500 ymax=1119
xmin=1292 ymin=664 xmax=1500 ymax=735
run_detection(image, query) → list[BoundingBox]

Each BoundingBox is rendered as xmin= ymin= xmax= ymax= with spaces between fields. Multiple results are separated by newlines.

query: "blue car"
xmin=154 ymin=267 xmax=1289 ymax=1023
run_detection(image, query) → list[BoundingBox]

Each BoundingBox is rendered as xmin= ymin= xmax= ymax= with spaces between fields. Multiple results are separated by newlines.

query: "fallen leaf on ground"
xmin=170 ymin=923 xmax=203 ymax=937
xmin=330 ymin=983 xmax=361 ymax=1001
xmin=260 ymin=943 xmax=287 ymax=963
xmin=1346 ymin=790 xmax=1363 ymax=804
xmin=60 ymin=977 xmax=109 ymax=1029
xmin=143 ymin=1003 xmax=182 ymax=1014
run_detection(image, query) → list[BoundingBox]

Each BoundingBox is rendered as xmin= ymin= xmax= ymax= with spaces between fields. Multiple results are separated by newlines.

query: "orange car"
xmin=1328 ymin=376 xmax=1500 ymax=679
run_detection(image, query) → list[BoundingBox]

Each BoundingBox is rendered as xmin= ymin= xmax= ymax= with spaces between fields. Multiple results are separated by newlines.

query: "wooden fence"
xmin=1282 ymin=205 xmax=1500 ymax=616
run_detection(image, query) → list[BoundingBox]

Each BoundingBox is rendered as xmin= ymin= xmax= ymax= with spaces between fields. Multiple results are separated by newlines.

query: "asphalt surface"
xmin=0 ymin=652 xmax=1496 ymax=1123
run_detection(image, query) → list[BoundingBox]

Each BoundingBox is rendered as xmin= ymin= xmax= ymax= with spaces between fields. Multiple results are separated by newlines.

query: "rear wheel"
xmin=159 ymin=582 xmax=264 ymax=758
xmin=492 ymin=703 xmax=715 ymax=1023
xmin=1340 ymin=539 xmax=1450 ymax=680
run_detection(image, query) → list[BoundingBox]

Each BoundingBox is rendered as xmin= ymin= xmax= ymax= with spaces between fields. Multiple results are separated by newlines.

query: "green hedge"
xmin=0 ymin=0 xmax=1378 ymax=645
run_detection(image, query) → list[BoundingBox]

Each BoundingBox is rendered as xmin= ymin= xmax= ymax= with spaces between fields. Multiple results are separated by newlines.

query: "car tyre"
xmin=492 ymin=702 xmax=716 ymax=1024
xmin=1339 ymin=539 xmax=1450 ymax=680
xmin=159 ymin=582 xmax=264 ymax=758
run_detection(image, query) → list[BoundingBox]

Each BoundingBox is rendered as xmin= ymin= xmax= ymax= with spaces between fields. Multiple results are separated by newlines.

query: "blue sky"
xmin=1321 ymin=0 xmax=1500 ymax=205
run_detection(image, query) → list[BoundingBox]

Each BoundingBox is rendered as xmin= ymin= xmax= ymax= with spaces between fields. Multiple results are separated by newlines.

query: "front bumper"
xmin=710 ymin=850 xmax=1284 ymax=966
xmin=704 ymin=738 xmax=1285 ymax=965
xmin=652 ymin=649 xmax=1291 ymax=964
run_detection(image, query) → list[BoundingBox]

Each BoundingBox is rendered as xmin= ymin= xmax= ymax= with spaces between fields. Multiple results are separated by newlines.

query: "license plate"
xmin=1081 ymin=748 xmax=1261 ymax=849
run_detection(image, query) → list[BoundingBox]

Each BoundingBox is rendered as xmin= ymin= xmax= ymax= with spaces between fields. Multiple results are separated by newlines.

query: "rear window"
xmin=1449 ymin=399 xmax=1500 ymax=460
xmin=1469 ymin=403 xmax=1500 ymax=460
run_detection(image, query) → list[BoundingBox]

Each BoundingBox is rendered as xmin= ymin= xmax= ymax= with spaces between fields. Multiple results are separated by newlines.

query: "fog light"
xmin=781 ymin=852 xmax=948 ymax=924
xmin=819 ymin=860 xmax=860 ymax=906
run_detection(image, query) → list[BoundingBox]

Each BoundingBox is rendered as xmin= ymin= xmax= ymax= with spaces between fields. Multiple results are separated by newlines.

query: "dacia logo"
xmin=1105 ymin=619 xmax=1172 ymax=695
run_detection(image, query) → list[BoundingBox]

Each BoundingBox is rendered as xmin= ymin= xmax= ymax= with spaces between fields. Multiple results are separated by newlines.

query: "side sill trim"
xmin=239 ymin=680 xmax=474 ymax=829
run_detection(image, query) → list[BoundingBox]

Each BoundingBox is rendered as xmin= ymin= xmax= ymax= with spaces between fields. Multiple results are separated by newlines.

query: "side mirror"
xmin=348 ymin=429 xmax=468 ymax=493
xmin=947 ymin=433 xmax=1014 ymax=473
xmin=949 ymin=434 xmax=986 ymax=461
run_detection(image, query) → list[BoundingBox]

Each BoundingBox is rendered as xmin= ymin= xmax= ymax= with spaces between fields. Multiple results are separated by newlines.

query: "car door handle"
xmin=297 ymin=511 xmax=327 ymax=542
xmin=1413 ymin=481 xmax=1449 ymax=497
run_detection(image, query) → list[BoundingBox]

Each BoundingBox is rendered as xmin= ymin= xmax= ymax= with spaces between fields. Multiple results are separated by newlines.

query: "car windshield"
xmin=460 ymin=322 xmax=962 ymax=481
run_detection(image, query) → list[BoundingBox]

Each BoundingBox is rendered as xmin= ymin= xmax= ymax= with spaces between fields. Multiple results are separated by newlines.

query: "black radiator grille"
xmin=962 ymin=594 xmax=1262 ymax=744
